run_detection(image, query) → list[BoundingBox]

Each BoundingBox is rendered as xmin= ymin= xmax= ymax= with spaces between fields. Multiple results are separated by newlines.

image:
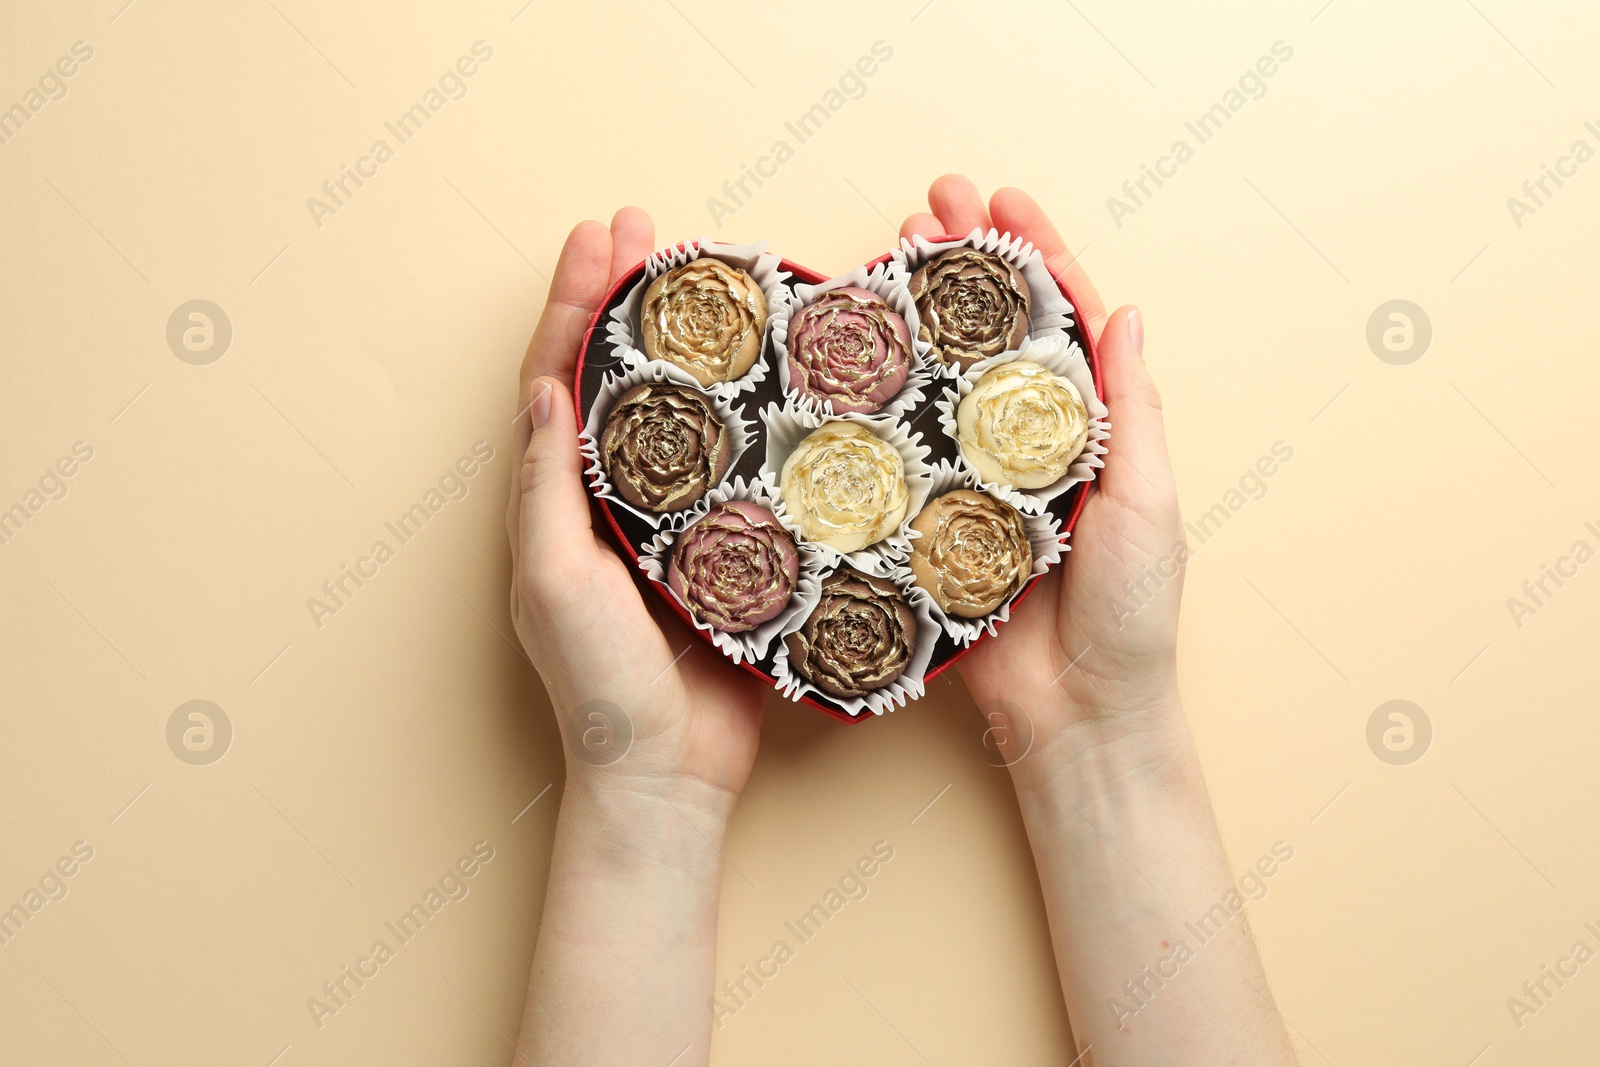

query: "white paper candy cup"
xmin=759 ymin=401 xmax=934 ymax=576
xmin=578 ymin=357 xmax=756 ymax=531
xmin=892 ymin=227 xmax=1079 ymax=378
xmin=606 ymin=238 xmax=792 ymax=403
xmin=935 ymin=334 xmax=1111 ymax=516
xmin=774 ymin=261 xmax=931 ymax=420
xmin=771 ymin=563 xmax=941 ymax=718
xmin=900 ymin=461 xmax=1068 ymax=647
xmin=637 ymin=477 xmax=822 ymax=665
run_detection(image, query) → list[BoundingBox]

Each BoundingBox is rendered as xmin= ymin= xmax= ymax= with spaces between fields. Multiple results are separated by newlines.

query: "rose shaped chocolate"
xmin=667 ymin=500 xmax=799 ymax=633
xmin=784 ymin=568 xmax=915 ymax=699
xmin=600 ymin=382 xmax=732 ymax=513
xmin=640 ymin=258 xmax=767 ymax=387
xmin=908 ymin=490 xmax=1032 ymax=618
xmin=779 ymin=421 xmax=909 ymax=553
xmin=786 ymin=287 xmax=912 ymax=415
xmin=908 ymin=249 xmax=1031 ymax=369
xmin=956 ymin=360 xmax=1088 ymax=490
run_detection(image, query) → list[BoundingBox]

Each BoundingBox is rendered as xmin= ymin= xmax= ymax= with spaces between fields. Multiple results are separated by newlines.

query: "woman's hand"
xmin=506 ymin=209 xmax=766 ymax=811
xmin=511 ymin=211 xmax=762 ymax=1067
xmin=901 ymin=176 xmax=1187 ymax=761
xmin=906 ymin=178 xmax=1298 ymax=1067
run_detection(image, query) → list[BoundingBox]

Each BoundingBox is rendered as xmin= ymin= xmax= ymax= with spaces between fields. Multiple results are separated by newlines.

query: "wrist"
xmin=556 ymin=769 xmax=736 ymax=880
xmin=1049 ymin=650 xmax=1181 ymax=725
xmin=1004 ymin=681 xmax=1198 ymax=805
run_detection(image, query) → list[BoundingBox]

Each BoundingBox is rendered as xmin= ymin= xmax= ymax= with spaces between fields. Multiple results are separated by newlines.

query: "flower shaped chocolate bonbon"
xmin=778 ymin=421 xmax=909 ymax=554
xmin=600 ymin=382 xmax=731 ymax=514
xmin=667 ymin=501 xmax=799 ymax=633
xmin=956 ymin=360 xmax=1088 ymax=490
xmin=907 ymin=248 xmax=1031 ymax=370
xmin=640 ymin=258 xmax=767 ymax=387
xmin=786 ymin=286 xmax=912 ymax=415
xmin=908 ymin=489 xmax=1032 ymax=618
xmin=784 ymin=568 xmax=914 ymax=699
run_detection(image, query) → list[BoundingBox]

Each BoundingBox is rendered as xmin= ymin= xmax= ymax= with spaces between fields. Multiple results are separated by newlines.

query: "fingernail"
xmin=1127 ymin=308 xmax=1144 ymax=357
xmin=529 ymin=379 xmax=553 ymax=430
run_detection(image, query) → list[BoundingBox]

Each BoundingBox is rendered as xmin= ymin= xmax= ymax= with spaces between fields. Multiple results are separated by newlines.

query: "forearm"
xmin=1011 ymin=697 xmax=1299 ymax=1066
xmin=519 ymin=775 xmax=733 ymax=1067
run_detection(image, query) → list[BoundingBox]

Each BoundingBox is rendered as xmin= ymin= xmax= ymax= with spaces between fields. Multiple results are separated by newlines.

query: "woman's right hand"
xmin=901 ymin=176 xmax=1188 ymax=764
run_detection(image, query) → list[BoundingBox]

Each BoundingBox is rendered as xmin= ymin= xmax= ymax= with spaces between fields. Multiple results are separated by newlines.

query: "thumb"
xmin=518 ymin=376 xmax=595 ymax=604
xmin=1096 ymin=306 xmax=1176 ymax=507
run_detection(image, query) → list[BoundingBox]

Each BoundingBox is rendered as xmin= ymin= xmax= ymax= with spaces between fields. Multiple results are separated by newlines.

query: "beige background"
xmin=3 ymin=0 xmax=1598 ymax=1063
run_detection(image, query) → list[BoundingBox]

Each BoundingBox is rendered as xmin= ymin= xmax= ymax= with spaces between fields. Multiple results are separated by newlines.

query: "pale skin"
xmin=508 ymin=175 xmax=1300 ymax=1066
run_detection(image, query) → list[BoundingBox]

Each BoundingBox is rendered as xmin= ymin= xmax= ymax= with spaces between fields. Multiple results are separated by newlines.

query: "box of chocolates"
xmin=574 ymin=233 xmax=1109 ymax=722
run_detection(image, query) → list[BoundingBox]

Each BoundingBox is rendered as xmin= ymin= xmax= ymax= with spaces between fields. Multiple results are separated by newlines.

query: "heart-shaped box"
xmin=573 ymin=236 xmax=1105 ymax=724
